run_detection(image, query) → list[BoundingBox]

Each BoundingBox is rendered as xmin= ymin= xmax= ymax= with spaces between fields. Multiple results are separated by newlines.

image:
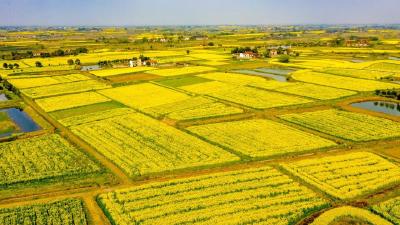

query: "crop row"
xmin=70 ymin=113 xmax=238 ymax=177
xmin=98 ymin=166 xmax=328 ymax=225
xmin=279 ymin=109 xmax=400 ymax=141
xmin=0 ymin=198 xmax=88 ymax=225
xmin=0 ymin=134 xmax=100 ymax=186
xmin=281 ymin=152 xmax=400 ymax=199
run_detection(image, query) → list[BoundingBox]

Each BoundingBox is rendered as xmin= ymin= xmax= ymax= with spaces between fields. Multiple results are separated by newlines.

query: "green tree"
xmin=278 ymin=55 xmax=290 ymax=63
xmin=75 ymin=59 xmax=81 ymax=65
xmin=2 ymin=63 xmax=7 ymax=69
xmin=35 ymin=61 xmax=43 ymax=67
xmin=67 ymin=59 xmax=74 ymax=65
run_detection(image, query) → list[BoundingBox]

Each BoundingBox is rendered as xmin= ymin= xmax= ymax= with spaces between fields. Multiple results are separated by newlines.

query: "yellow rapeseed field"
xmin=7 ymin=74 xmax=89 ymax=89
xmin=282 ymin=152 xmax=400 ymax=199
xmin=279 ymin=109 xmax=400 ymax=141
xmin=372 ymin=196 xmax=400 ymax=224
xmin=311 ymin=206 xmax=392 ymax=225
xmin=71 ymin=113 xmax=239 ymax=177
xmin=98 ymin=166 xmax=329 ymax=225
xmin=274 ymin=83 xmax=356 ymax=100
xmin=187 ymin=119 xmax=336 ymax=158
xmin=320 ymin=67 xmax=396 ymax=79
xmin=197 ymin=72 xmax=267 ymax=85
xmin=0 ymin=134 xmax=100 ymax=186
xmin=22 ymin=80 xmax=110 ymax=98
xmin=99 ymin=83 xmax=190 ymax=109
xmin=209 ymin=86 xmax=313 ymax=109
xmin=180 ymin=81 xmax=238 ymax=94
xmin=58 ymin=107 xmax=136 ymax=127
xmin=90 ymin=67 xmax=157 ymax=77
xmin=0 ymin=199 xmax=89 ymax=225
xmin=145 ymin=96 xmax=243 ymax=120
xmin=146 ymin=66 xmax=217 ymax=76
xmin=36 ymin=92 xmax=111 ymax=112
xmin=291 ymin=70 xmax=400 ymax=91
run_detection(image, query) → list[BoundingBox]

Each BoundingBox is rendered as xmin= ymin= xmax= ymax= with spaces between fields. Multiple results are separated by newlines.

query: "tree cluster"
xmin=375 ymin=89 xmax=400 ymax=100
xmin=231 ymin=47 xmax=258 ymax=54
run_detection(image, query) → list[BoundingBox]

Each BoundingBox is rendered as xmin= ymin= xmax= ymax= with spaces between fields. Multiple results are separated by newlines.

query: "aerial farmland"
xmin=1 ymin=1 xmax=400 ymax=225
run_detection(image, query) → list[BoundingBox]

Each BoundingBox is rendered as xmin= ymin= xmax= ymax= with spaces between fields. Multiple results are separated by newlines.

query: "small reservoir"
xmin=351 ymin=101 xmax=400 ymax=116
xmin=0 ymin=108 xmax=41 ymax=138
xmin=234 ymin=70 xmax=288 ymax=82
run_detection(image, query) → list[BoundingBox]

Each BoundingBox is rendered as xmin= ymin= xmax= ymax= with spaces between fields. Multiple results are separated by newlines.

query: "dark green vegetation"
xmin=155 ymin=76 xmax=212 ymax=87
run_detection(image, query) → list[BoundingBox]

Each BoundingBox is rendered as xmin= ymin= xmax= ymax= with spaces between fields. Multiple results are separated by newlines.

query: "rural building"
xmin=345 ymin=39 xmax=370 ymax=47
xmin=136 ymin=58 xmax=158 ymax=67
xmin=267 ymin=45 xmax=291 ymax=57
xmin=129 ymin=60 xmax=136 ymax=67
xmin=238 ymin=51 xmax=257 ymax=59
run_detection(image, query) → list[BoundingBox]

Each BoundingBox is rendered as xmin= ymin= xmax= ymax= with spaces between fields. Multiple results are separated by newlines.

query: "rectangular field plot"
xmin=0 ymin=134 xmax=100 ymax=186
xmin=145 ymin=66 xmax=216 ymax=77
xmin=98 ymin=166 xmax=329 ymax=225
xmin=249 ymin=81 xmax=356 ymax=100
xmin=197 ymin=72 xmax=267 ymax=85
xmin=7 ymin=73 xmax=90 ymax=89
xmin=186 ymin=119 xmax=336 ymax=158
xmin=99 ymin=83 xmax=190 ymax=109
xmin=0 ymin=198 xmax=88 ymax=225
xmin=145 ymin=96 xmax=243 ymax=120
xmin=190 ymin=53 xmax=231 ymax=61
xmin=281 ymin=152 xmax=400 ymax=199
xmin=366 ymin=62 xmax=400 ymax=73
xmin=90 ymin=67 xmax=157 ymax=77
xmin=36 ymin=92 xmax=111 ymax=112
xmin=209 ymin=86 xmax=313 ymax=109
xmin=180 ymin=81 xmax=238 ymax=94
xmin=273 ymin=83 xmax=356 ymax=100
xmin=372 ymin=196 xmax=400 ymax=224
xmin=70 ymin=113 xmax=239 ymax=177
xmin=248 ymin=80 xmax=295 ymax=90
xmin=155 ymin=76 xmax=212 ymax=88
xmin=279 ymin=109 xmax=400 ymax=141
xmin=291 ymin=70 xmax=400 ymax=91
xmin=156 ymin=56 xmax=199 ymax=64
xmin=21 ymin=80 xmax=110 ymax=98
xmin=58 ymin=107 xmax=136 ymax=127
xmin=197 ymin=60 xmax=229 ymax=66
xmin=321 ymin=68 xmax=395 ymax=80
xmin=49 ymin=101 xmax=124 ymax=120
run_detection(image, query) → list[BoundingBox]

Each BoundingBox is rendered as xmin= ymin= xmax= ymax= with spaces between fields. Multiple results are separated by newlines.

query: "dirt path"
xmin=83 ymin=195 xmax=112 ymax=225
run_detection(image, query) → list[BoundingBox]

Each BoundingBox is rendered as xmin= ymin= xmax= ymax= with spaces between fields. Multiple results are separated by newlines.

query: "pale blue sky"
xmin=1 ymin=0 xmax=400 ymax=26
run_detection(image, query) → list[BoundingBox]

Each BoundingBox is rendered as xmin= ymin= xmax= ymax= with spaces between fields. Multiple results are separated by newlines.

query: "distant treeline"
xmin=1 ymin=47 xmax=88 ymax=60
xmin=375 ymin=89 xmax=400 ymax=100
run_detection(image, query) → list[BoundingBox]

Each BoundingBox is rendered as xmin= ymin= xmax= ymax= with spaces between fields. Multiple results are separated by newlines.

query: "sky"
xmin=1 ymin=0 xmax=400 ymax=26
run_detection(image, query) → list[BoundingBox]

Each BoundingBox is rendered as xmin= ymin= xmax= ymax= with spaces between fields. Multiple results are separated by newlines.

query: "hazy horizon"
xmin=1 ymin=0 xmax=400 ymax=26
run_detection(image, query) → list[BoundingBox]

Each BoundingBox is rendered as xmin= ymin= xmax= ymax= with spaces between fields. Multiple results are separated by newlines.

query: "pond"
xmin=254 ymin=68 xmax=294 ymax=76
xmin=0 ymin=93 xmax=8 ymax=101
xmin=0 ymin=108 xmax=41 ymax=138
xmin=350 ymin=59 xmax=365 ymax=63
xmin=351 ymin=101 xmax=400 ymax=116
xmin=388 ymin=56 xmax=400 ymax=61
xmin=81 ymin=65 xmax=101 ymax=71
xmin=234 ymin=70 xmax=288 ymax=82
